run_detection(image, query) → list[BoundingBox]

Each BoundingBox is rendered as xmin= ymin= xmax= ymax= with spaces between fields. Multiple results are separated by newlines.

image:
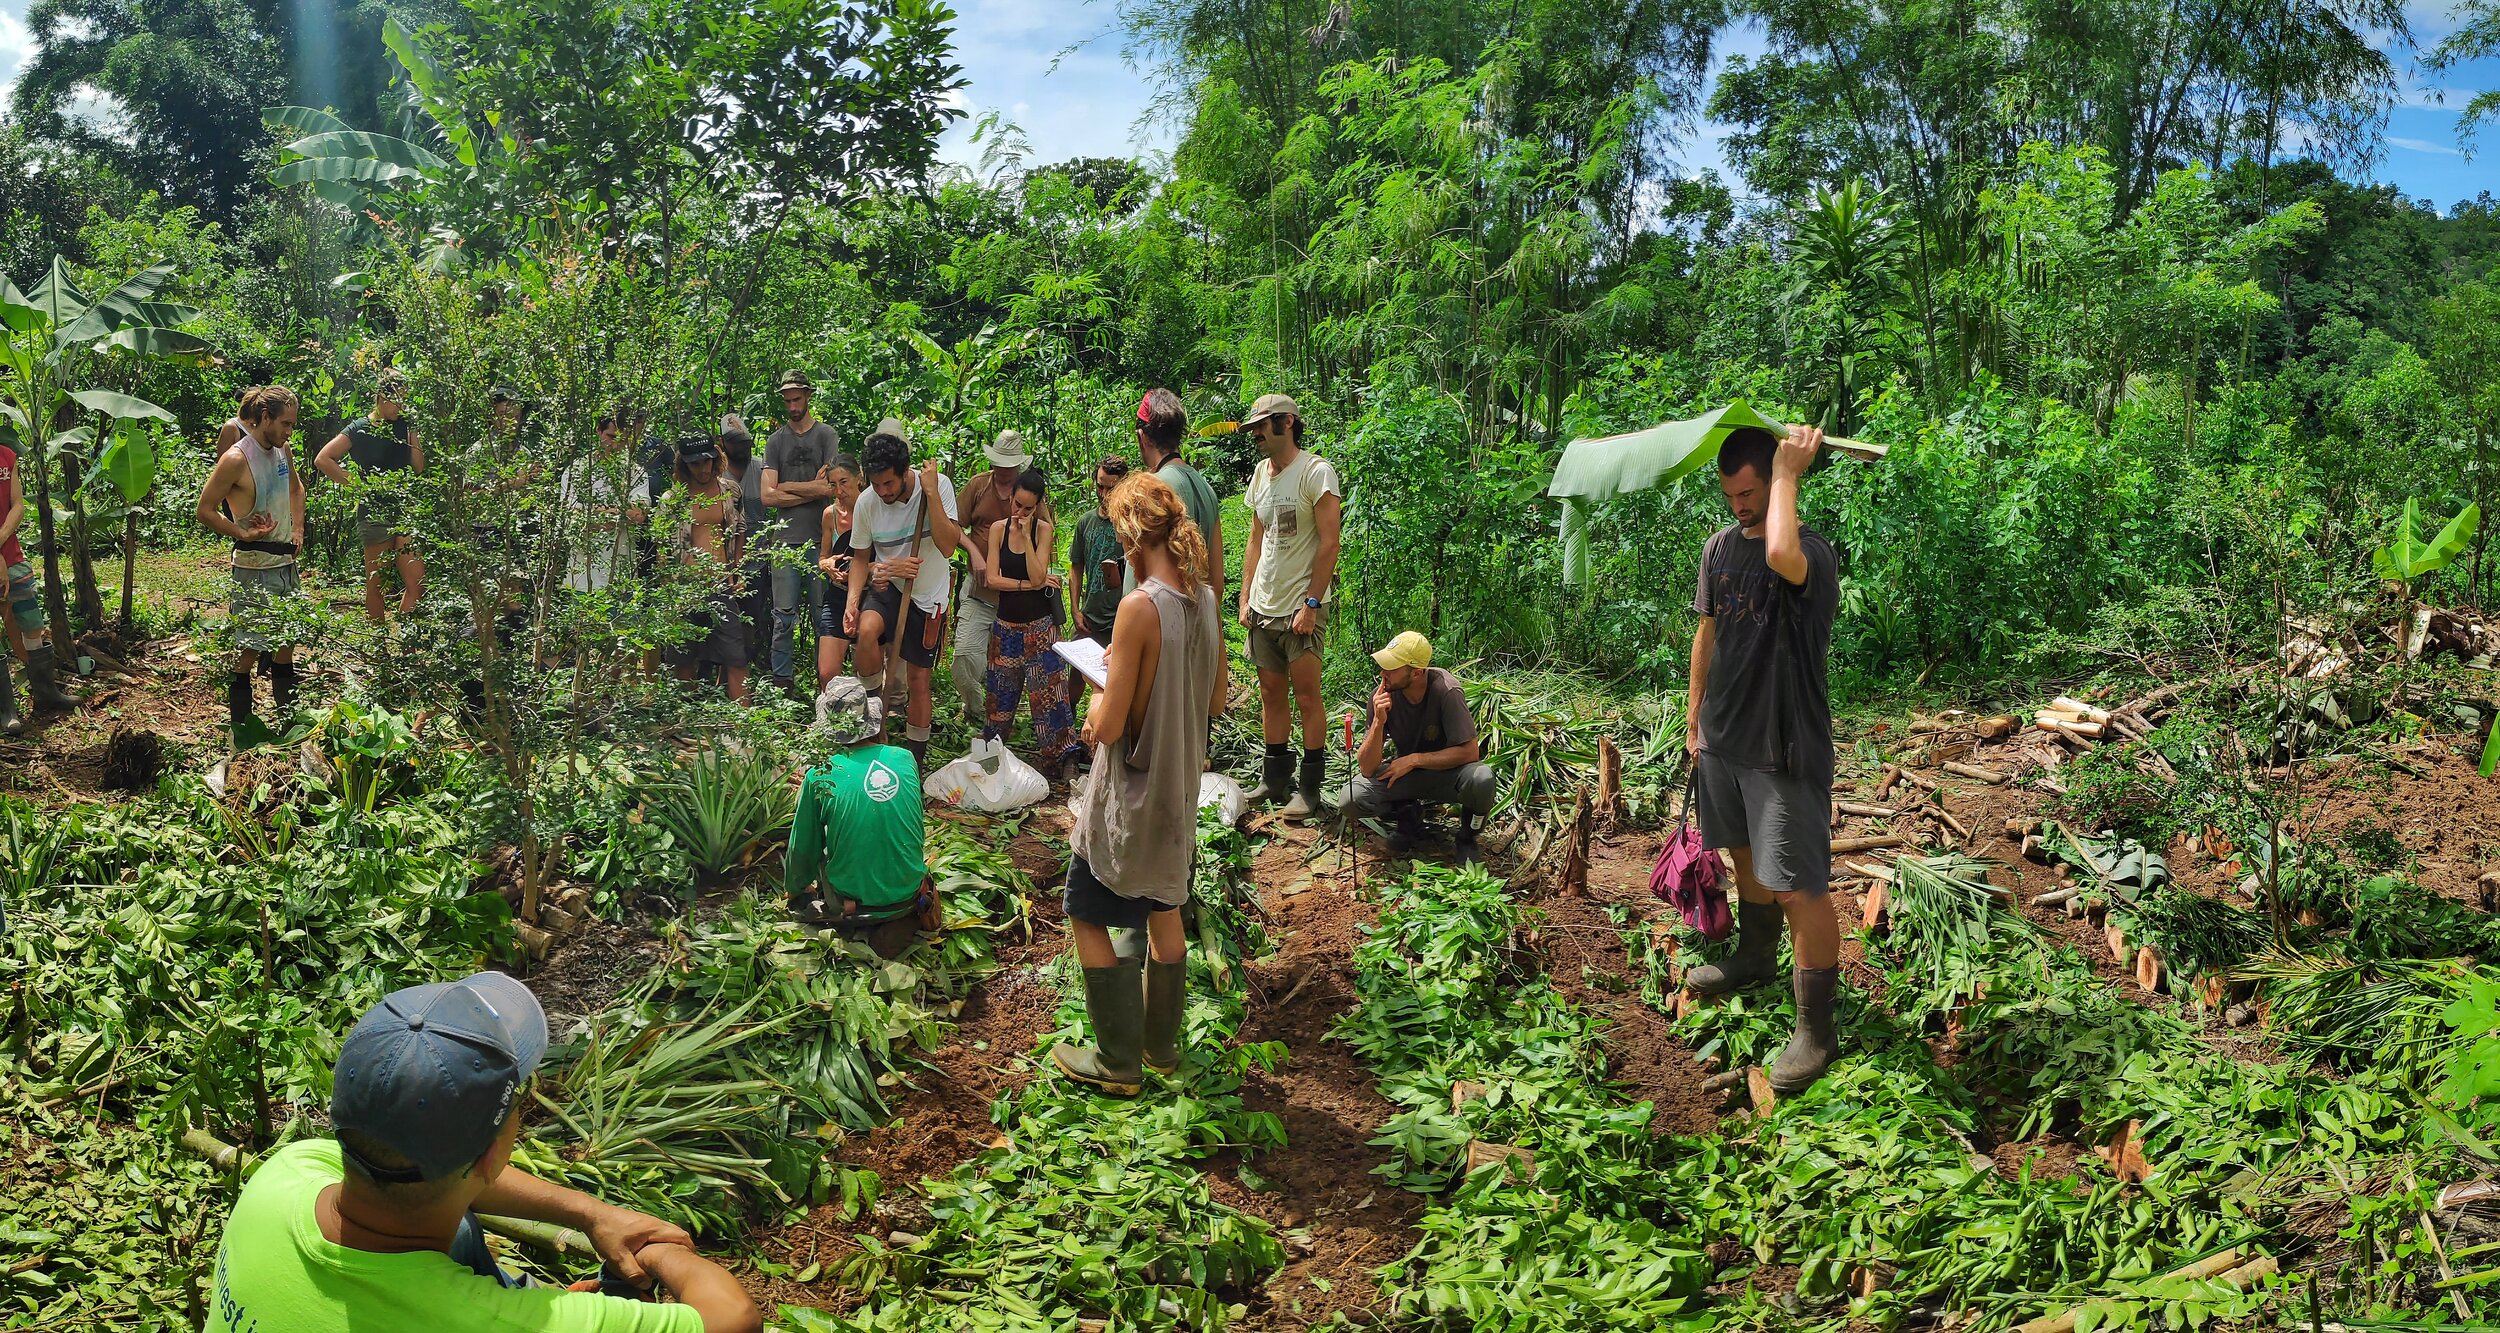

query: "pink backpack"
xmin=1649 ymin=771 xmax=1731 ymax=939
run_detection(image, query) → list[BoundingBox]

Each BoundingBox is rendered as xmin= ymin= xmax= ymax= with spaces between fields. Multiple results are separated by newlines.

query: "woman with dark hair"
xmin=813 ymin=454 xmax=864 ymax=684
xmin=983 ymin=467 xmax=1084 ymax=774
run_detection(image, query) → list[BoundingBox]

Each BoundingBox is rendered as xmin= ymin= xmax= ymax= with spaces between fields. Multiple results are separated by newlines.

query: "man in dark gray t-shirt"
xmin=761 ymin=371 xmax=840 ymax=690
xmin=1680 ymin=423 xmax=1843 ymax=1096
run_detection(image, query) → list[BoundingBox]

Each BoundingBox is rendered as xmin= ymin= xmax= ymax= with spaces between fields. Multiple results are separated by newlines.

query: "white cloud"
xmin=2387 ymin=133 xmax=2464 ymax=155
xmin=0 ymin=8 xmax=35 ymax=108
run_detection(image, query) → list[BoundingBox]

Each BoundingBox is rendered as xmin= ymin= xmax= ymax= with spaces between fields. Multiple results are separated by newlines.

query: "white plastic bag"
xmin=1197 ymin=771 xmax=1247 ymax=827
xmin=923 ymin=736 xmax=1050 ymax=812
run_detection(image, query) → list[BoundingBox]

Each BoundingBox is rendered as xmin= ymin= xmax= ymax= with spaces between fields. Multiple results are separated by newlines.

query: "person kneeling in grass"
xmin=786 ymin=676 xmax=936 ymax=958
xmin=1340 ymin=631 xmax=1496 ymax=864
xmin=1053 ymin=473 xmax=1226 ymax=1097
xmin=204 ymin=972 xmax=759 ymax=1333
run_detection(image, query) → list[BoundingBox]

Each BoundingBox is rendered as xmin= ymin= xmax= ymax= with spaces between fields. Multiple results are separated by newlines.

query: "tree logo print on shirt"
xmin=864 ymin=760 xmax=901 ymax=803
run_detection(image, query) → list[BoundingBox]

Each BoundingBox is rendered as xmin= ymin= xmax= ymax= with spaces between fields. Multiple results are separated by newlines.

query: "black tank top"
xmin=997 ymin=533 xmax=1051 ymax=624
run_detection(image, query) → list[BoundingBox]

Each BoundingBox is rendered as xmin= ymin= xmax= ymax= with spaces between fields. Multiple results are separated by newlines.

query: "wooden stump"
xmin=1595 ymin=736 xmax=1623 ymax=825
xmin=1861 ymin=882 xmax=1890 ymax=932
xmin=2135 ymin=945 xmax=2164 ymax=994
xmin=1746 ymin=1067 xmax=1777 ymax=1114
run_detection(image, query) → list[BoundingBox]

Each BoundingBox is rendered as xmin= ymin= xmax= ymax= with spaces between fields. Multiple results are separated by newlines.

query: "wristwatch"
xmin=1303 ymin=596 xmax=1322 ymax=610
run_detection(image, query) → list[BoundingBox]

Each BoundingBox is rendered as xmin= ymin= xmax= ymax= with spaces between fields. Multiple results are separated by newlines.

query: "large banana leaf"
xmin=1546 ymin=400 xmax=1792 ymax=503
xmin=69 ymin=388 xmax=176 ymax=423
xmin=0 ymin=278 xmax=42 ymax=333
xmin=55 ymin=264 xmax=178 ymax=347
xmin=264 ymin=105 xmax=353 ymax=137
xmin=96 ymin=419 xmax=157 ymax=504
xmin=277 ymin=129 xmax=446 ymax=172
xmin=2372 ymin=499 xmax=2481 ymax=581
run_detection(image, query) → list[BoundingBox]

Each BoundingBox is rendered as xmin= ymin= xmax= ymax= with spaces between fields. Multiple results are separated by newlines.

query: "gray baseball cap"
xmin=330 ymin=972 xmax=548 ymax=1183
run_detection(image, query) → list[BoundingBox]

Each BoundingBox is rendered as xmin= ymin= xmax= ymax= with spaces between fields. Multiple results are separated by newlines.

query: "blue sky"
xmin=0 ymin=0 xmax=2490 ymax=210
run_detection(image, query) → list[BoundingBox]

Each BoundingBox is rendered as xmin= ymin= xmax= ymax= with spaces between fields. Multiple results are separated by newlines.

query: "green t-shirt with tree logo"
xmin=786 ymin=745 xmax=926 ymax=911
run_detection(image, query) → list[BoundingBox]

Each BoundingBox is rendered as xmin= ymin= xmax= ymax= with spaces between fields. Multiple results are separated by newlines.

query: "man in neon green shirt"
xmin=205 ymin=972 xmax=759 ymax=1333
xmin=790 ymin=675 xmax=931 ymax=955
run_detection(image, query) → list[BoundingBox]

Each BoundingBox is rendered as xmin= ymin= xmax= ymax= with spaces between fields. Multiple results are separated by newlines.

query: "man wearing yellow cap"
xmin=1343 ymin=631 xmax=1495 ymax=864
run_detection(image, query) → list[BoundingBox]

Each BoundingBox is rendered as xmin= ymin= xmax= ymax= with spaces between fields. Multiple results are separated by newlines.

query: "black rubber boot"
xmin=1246 ymin=743 xmax=1292 ymax=805
xmin=227 ymin=671 xmax=257 ymax=741
xmin=270 ymin=659 xmax=300 ymax=715
xmin=1282 ymin=749 xmax=1327 ymax=820
xmin=0 ymin=655 xmax=20 ymax=736
xmin=1769 ymin=966 xmax=1842 ymax=1094
xmin=1684 ymin=898 xmax=1786 ymax=996
xmin=1143 ymin=957 xmax=1186 ymax=1077
xmin=1051 ymin=959 xmax=1145 ymax=1096
xmin=1454 ymin=810 xmax=1482 ymax=866
xmin=1384 ymin=801 xmax=1425 ymax=855
xmin=23 ymin=645 xmax=77 ymax=713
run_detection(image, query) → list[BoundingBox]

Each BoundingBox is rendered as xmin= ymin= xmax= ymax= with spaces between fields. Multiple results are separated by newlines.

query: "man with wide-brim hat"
xmin=1235 ymin=392 xmax=1343 ymax=820
xmin=1341 ymin=630 xmax=1496 ymax=864
xmin=201 ymin=972 xmax=759 ymax=1332
xmin=947 ymin=428 xmax=1034 ymax=730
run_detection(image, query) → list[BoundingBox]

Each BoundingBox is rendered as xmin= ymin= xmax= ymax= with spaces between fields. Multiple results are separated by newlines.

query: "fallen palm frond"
xmin=2115 ymin=887 xmax=2272 ymax=977
xmin=2241 ymin=951 xmax=2481 ymax=1087
xmin=1885 ymin=854 xmax=2036 ymax=1013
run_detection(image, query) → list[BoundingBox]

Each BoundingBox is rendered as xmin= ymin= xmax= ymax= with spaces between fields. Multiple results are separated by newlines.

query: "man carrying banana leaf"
xmin=786 ymin=675 xmax=939 ymax=958
xmin=204 ymin=973 xmax=760 ymax=1333
xmin=1682 ymin=424 xmax=1849 ymax=1094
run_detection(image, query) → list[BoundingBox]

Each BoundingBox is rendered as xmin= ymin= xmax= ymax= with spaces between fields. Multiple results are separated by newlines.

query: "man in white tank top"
xmin=197 ymin=385 xmax=309 ymax=740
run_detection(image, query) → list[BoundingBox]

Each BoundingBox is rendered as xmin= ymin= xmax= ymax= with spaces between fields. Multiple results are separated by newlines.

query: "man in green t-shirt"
xmin=204 ymin=973 xmax=759 ymax=1333
xmin=1134 ymin=388 xmax=1223 ymax=605
xmin=1069 ymin=457 xmax=1130 ymax=646
xmin=789 ymin=676 xmax=932 ymax=956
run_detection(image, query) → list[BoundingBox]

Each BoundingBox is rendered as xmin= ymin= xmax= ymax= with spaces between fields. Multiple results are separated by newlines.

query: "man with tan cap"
xmin=315 ymin=367 xmax=426 ymax=625
xmin=761 ymin=370 xmax=841 ymax=694
xmin=1237 ymin=392 xmax=1342 ymax=818
xmin=1343 ymin=631 xmax=1495 ymax=863
xmin=950 ymin=428 xmax=1031 ymax=727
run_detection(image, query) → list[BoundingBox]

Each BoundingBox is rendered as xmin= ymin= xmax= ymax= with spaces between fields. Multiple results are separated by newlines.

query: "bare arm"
xmin=1084 ymin=589 xmax=1160 ymax=749
xmin=985 ymin=520 xmax=1015 ymax=591
xmin=921 ymin=463 xmax=963 ymax=559
xmin=1358 ymin=688 xmax=1389 ymax=779
xmin=314 ymin=432 xmax=355 ymax=486
xmin=635 ymin=1244 xmax=762 ymax=1333
xmin=291 ymin=461 xmax=307 ymax=542
xmin=0 ymin=489 xmax=22 ymax=554
xmin=1206 ymin=507 xmax=1225 ymax=606
xmin=406 ymin=427 xmax=424 ymax=474
xmin=1405 ymin=737 xmax=1480 ymax=772
xmin=1238 ymin=509 xmax=1265 ymax=623
xmin=196 ymin=451 xmax=259 ymax=542
xmin=1029 ymin=518 xmax=1053 ymax=589
xmin=215 ymin=421 xmax=243 ymax=452
xmin=1687 ymin=617 xmax=1714 ymax=756
xmin=1304 ymin=490 xmax=1342 ymax=604
xmin=1764 ymin=426 xmax=1821 ymax=586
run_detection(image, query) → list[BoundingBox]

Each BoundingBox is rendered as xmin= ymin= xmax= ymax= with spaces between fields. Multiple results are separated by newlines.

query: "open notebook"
xmin=1050 ymin=635 xmax=1111 ymax=689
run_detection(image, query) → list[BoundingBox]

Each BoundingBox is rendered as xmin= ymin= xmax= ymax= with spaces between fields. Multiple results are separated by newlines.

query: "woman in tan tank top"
xmin=1052 ymin=474 xmax=1227 ymax=1096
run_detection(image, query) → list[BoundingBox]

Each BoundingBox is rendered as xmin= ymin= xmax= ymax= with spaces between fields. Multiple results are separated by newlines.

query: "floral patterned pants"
xmin=987 ymin=616 xmax=1084 ymax=772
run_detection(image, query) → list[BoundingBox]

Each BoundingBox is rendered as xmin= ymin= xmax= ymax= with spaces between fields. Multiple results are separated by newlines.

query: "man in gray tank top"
xmin=198 ymin=385 xmax=310 ymax=740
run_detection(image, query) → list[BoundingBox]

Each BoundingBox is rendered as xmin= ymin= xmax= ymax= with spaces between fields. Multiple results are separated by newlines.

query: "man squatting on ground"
xmin=844 ymin=423 xmax=961 ymax=768
xmin=315 ymin=368 xmax=426 ymax=626
xmin=204 ymin=972 xmax=758 ymax=1332
xmin=1341 ymin=630 xmax=1497 ymax=864
xmin=0 ymin=429 xmax=81 ymax=734
xmin=1681 ymin=423 xmax=1846 ymax=1095
xmin=1052 ymin=473 xmax=1228 ymax=1097
xmin=198 ymin=384 xmax=309 ymax=738
xmin=1236 ymin=393 xmax=1341 ymax=819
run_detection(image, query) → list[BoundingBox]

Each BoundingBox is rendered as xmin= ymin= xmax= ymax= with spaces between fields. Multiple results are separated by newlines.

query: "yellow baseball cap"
xmin=1371 ymin=631 xmax=1432 ymax=671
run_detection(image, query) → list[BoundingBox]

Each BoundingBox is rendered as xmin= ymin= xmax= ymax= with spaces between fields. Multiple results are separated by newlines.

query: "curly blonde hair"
xmin=1106 ymin=471 xmax=1210 ymax=591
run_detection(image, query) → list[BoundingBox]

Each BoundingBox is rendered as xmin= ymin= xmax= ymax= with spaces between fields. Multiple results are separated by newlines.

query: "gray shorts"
xmin=667 ymin=593 xmax=749 ymax=669
xmin=1246 ymin=605 xmax=1328 ymax=673
xmin=230 ymin=563 xmax=302 ymax=652
xmin=1694 ymin=750 xmax=1830 ymax=895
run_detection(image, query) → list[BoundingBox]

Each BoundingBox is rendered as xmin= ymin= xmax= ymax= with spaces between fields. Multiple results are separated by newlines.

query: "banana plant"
xmin=0 ymin=258 xmax=210 ymax=640
xmin=2375 ymin=499 xmax=2481 ymax=705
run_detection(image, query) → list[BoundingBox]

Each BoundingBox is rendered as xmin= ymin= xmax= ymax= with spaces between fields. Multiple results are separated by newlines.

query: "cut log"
xmin=2034 ymin=717 xmax=2105 ymax=741
xmin=1894 ymin=767 xmax=1945 ymax=793
xmin=1832 ymin=834 xmax=1910 ymax=854
xmin=1451 ymin=1080 xmax=1487 ymax=1112
xmin=1931 ymin=806 xmax=1971 ymax=840
xmin=2020 ymin=832 xmax=2047 ymax=862
xmin=1873 ymin=764 xmax=1903 ymax=801
xmin=2050 ymin=695 xmax=2113 ymax=724
xmin=2135 ymin=945 xmax=2165 ymax=993
xmin=2004 ymin=815 xmax=2040 ymax=838
xmin=1595 ymin=736 xmax=1623 ymax=824
xmin=1861 ymin=882 xmax=1890 ymax=930
xmin=2105 ymin=921 xmax=2129 ymax=963
xmin=1977 ymin=714 xmax=2020 ymax=739
xmin=2097 ymin=1119 xmax=2152 ymax=1183
xmin=2030 ymin=886 xmax=2082 ymax=908
xmin=1942 ymin=761 xmax=2007 ymax=785
xmin=1746 ymin=1067 xmax=1777 ymax=1114
xmin=1837 ymin=801 xmax=1899 ymax=818
xmin=1464 ymin=1140 xmax=1535 ymax=1178
xmin=2066 ymin=894 xmax=2090 ymax=919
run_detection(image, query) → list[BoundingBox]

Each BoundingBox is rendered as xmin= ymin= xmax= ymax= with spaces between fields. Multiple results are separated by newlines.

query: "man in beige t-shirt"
xmin=1236 ymin=393 xmax=1342 ymax=820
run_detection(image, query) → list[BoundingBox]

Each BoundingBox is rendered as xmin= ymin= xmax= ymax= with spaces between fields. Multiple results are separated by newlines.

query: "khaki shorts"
xmin=1246 ymin=605 xmax=1329 ymax=673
